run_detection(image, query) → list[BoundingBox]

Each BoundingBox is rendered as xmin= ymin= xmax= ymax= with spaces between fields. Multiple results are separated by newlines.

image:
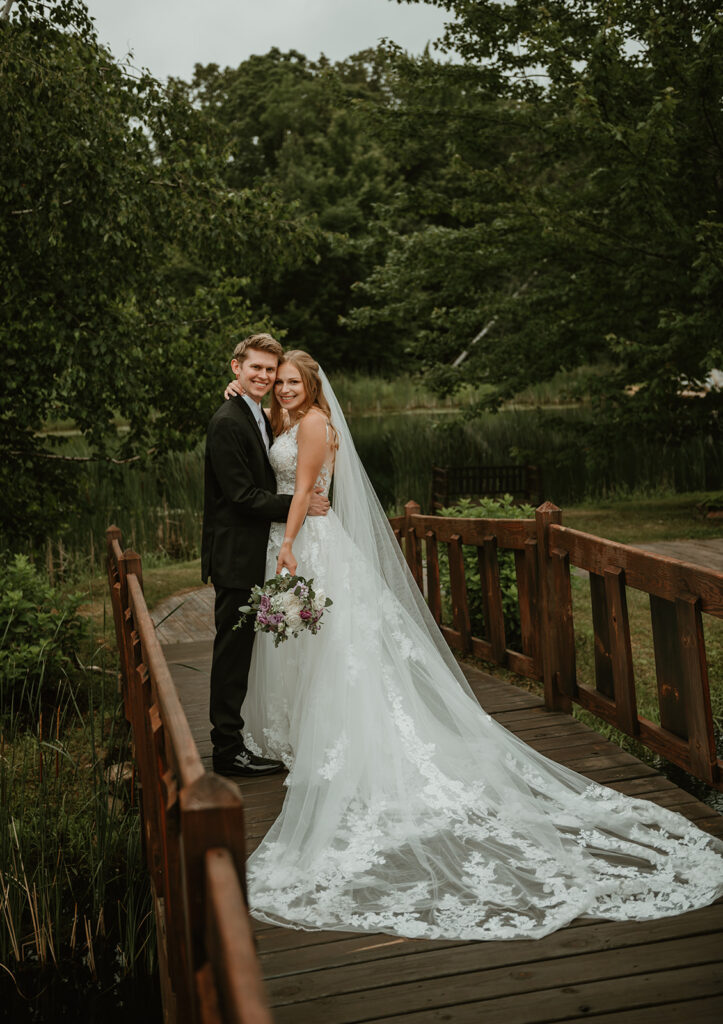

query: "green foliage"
xmin=0 ymin=1 xmax=317 ymax=546
xmin=0 ymin=554 xmax=85 ymax=709
xmin=437 ymin=496 xmax=535 ymax=647
xmin=181 ymin=48 xmax=406 ymax=370
xmin=349 ymin=0 xmax=723 ymax=446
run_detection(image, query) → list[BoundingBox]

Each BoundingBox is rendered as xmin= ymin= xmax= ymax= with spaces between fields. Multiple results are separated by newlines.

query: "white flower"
xmin=313 ymin=589 xmax=326 ymax=609
xmin=286 ymin=612 xmax=303 ymax=630
xmin=282 ymin=593 xmax=303 ymax=614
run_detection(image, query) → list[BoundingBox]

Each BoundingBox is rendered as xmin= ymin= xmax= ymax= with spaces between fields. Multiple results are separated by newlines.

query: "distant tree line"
xmin=1 ymin=0 xmax=721 ymax=544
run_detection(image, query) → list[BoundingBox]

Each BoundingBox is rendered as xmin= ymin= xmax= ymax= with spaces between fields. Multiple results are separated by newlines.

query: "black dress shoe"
xmin=213 ymin=746 xmax=285 ymax=777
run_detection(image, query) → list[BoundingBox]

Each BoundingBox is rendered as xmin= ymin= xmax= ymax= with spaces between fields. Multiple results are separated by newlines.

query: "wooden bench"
xmin=432 ymin=464 xmax=543 ymax=510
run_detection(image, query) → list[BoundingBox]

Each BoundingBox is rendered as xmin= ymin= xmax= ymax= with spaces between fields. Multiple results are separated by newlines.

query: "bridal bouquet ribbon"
xmin=236 ymin=571 xmax=333 ymax=647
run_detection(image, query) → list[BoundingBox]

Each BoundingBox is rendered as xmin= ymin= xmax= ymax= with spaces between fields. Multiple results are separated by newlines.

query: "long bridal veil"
xmin=244 ymin=369 xmax=723 ymax=940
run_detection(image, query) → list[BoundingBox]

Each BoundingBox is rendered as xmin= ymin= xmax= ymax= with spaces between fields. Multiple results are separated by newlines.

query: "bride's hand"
xmin=276 ymin=542 xmax=297 ymax=576
xmin=224 ymin=379 xmax=245 ymax=400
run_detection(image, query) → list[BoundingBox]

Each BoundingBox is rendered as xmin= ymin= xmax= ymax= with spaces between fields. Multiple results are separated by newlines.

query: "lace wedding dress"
xmin=241 ymin=380 xmax=723 ymax=941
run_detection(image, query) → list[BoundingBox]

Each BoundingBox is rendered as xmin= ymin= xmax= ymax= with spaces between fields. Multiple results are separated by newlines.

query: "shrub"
xmin=0 ymin=554 xmax=86 ymax=713
xmin=437 ymin=495 xmax=535 ymax=649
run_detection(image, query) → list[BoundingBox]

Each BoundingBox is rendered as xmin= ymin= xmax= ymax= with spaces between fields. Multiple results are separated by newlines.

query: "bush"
xmin=437 ymin=495 xmax=535 ymax=649
xmin=0 ymin=554 xmax=86 ymax=713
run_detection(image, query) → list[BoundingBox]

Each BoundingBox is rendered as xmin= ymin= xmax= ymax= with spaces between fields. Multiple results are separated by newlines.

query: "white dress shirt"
xmin=242 ymin=393 xmax=270 ymax=453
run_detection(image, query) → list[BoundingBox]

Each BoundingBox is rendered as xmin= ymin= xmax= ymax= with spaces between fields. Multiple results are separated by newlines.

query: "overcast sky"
xmin=86 ymin=0 xmax=451 ymax=82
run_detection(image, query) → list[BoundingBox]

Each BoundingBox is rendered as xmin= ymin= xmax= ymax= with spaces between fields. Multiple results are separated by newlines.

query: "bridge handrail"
xmin=105 ymin=526 xmax=272 ymax=1024
xmin=395 ymin=500 xmax=722 ymax=792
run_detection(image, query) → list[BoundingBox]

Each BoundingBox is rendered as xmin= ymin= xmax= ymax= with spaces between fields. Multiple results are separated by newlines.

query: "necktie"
xmin=256 ymin=407 xmax=270 ymax=453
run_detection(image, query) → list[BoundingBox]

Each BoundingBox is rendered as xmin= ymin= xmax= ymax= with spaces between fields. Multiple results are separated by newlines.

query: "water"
xmin=0 ymin=962 xmax=161 ymax=1023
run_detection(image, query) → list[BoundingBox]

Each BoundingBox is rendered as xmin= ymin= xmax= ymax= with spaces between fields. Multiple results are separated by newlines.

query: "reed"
xmin=25 ymin=385 xmax=723 ymax=574
xmin=0 ymin=643 xmax=156 ymax=988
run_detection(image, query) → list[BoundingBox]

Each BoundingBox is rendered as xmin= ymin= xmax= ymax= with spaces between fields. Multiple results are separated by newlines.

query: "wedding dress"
xmin=241 ymin=375 xmax=723 ymax=940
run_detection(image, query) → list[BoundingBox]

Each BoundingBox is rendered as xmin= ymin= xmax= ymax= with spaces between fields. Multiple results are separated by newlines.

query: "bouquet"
xmin=235 ymin=571 xmax=332 ymax=647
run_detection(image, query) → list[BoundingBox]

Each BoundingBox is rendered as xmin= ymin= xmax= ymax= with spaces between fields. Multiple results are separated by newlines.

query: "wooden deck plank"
xmin=258 ymin=903 xmax=722 ymax=979
xmin=269 ymin=943 xmax=723 ymax=1023
xmin=160 ymin=620 xmax=723 ymax=1023
xmin=371 ymin=970 xmax=723 ymax=1024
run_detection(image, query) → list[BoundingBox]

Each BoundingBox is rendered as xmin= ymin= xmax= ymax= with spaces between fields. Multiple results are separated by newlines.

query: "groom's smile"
xmin=230 ymin=348 xmax=279 ymax=403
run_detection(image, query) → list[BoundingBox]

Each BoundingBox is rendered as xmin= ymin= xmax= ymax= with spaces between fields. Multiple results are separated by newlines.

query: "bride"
xmin=228 ymin=350 xmax=723 ymax=940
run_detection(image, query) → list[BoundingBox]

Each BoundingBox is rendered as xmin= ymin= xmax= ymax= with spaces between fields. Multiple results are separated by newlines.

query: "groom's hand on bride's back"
xmin=308 ymin=489 xmax=330 ymax=516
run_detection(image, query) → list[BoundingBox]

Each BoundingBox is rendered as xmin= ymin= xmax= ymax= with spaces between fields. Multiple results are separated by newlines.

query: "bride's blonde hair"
xmin=269 ymin=350 xmax=338 ymax=448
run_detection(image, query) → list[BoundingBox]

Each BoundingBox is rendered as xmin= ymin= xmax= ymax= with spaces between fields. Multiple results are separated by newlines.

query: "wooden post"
xmin=179 ymin=774 xmax=248 ymax=983
xmin=204 ymin=849 xmax=273 ymax=1024
xmin=535 ymin=503 xmax=571 ymax=713
xmin=404 ymin=500 xmax=423 ymax=590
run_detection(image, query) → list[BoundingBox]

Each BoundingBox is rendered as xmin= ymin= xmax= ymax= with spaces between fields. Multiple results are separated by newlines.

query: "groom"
xmin=201 ymin=333 xmax=329 ymax=777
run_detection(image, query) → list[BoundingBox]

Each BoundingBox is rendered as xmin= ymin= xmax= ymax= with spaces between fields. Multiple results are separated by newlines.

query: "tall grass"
xmin=28 ymin=386 xmax=723 ymax=573
xmin=0 ymin=642 xmax=158 ymax=1007
xmin=357 ymin=407 xmax=723 ymax=511
xmin=325 ymin=373 xmax=488 ymax=415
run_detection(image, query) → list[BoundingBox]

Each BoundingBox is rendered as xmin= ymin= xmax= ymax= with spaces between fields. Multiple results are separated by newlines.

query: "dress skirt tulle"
xmin=240 ymin=504 xmax=723 ymax=941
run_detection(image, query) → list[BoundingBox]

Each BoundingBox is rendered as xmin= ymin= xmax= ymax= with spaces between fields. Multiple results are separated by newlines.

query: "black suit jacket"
xmin=201 ymin=395 xmax=292 ymax=589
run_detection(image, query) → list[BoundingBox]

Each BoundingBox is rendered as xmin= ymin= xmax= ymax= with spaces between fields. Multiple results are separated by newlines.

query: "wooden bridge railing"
xmin=106 ymin=526 xmax=271 ymax=1024
xmin=393 ymin=500 xmax=723 ymax=791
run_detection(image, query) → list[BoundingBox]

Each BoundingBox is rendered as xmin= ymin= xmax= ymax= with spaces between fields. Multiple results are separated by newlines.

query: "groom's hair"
xmin=233 ymin=333 xmax=283 ymax=363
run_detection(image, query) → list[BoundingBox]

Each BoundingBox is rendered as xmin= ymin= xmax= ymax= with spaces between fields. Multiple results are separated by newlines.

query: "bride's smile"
xmin=274 ymin=365 xmax=306 ymax=418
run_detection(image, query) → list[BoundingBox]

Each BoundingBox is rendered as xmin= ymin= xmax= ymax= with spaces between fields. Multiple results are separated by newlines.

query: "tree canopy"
xmin=0 ymin=0 xmax=316 ymax=540
xmin=349 ymin=0 xmax=723 ymax=443
xmin=2 ymin=0 xmax=721 ymax=545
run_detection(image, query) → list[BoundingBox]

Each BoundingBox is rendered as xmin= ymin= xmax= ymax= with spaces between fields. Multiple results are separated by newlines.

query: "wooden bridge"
xmin=106 ymin=503 xmax=723 ymax=1024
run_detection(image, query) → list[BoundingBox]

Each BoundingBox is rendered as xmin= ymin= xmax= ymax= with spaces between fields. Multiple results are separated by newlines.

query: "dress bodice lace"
xmin=269 ymin=421 xmax=333 ymax=498
xmin=268 ymin=421 xmax=334 ymax=550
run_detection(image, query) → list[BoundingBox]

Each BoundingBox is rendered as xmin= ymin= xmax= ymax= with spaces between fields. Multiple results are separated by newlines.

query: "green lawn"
xmin=563 ymin=492 xmax=723 ymax=543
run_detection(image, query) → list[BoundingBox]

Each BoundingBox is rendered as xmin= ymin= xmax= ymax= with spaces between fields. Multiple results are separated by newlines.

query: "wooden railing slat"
xmin=650 ymin=595 xmax=689 ymax=739
xmin=425 ymin=530 xmax=442 ymax=625
xmin=603 ymin=567 xmax=638 ymax=736
xmin=448 ymin=535 xmax=472 ymax=654
xmin=675 ymin=594 xmax=717 ymax=786
xmin=552 ymin=547 xmax=577 ymax=699
xmin=589 ymin=572 xmax=614 ymax=700
xmin=514 ymin=540 xmax=538 ymax=664
xmin=479 ymin=536 xmax=506 ymax=663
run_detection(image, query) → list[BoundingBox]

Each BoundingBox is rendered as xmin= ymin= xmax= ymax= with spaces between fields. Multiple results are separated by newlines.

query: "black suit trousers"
xmin=209 ymin=585 xmax=254 ymax=755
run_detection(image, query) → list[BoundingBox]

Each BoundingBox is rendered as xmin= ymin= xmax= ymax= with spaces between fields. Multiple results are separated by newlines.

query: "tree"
xmin=351 ymin=1 xmax=723 ymax=441
xmin=0 ymin=1 xmax=316 ymax=544
xmin=179 ymin=48 xmax=406 ymax=370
